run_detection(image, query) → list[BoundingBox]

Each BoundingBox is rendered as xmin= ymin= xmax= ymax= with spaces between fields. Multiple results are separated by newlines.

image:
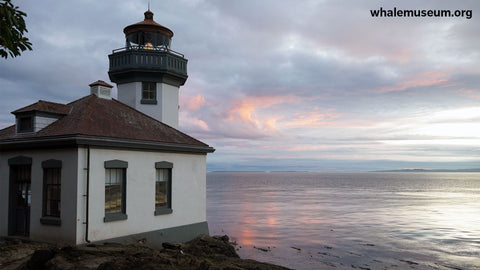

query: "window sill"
xmin=40 ymin=217 xmax=61 ymax=226
xmin=154 ymin=208 xmax=173 ymax=216
xmin=140 ymin=99 xmax=157 ymax=105
xmin=104 ymin=213 xmax=128 ymax=222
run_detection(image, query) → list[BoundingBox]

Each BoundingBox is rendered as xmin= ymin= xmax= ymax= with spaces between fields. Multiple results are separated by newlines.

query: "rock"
xmin=0 ymin=235 xmax=291 ymax=270
xmin=183 ymin=234 xmax=239 ymax=259
xmin=213 ymin=235 xmax=230 ymax=242
xmin=21 ymin=248 xmax=57 ymax=270
xmin=254 ymin=246 xmax=270 ymax=252
xmin=162 ymin=242 xmax=183 ymax=250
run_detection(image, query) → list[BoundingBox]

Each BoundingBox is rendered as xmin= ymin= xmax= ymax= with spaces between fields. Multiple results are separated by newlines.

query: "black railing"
xmin=109 ymin=46 xmax=187 ymax=76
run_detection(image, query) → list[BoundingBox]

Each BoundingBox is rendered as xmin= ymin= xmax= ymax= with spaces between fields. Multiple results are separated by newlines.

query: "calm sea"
xmin=206 ymin=172 xmax=480 ymax=270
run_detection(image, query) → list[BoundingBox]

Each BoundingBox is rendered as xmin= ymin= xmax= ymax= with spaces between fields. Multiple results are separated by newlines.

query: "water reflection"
xmin=207 ymin=172 xmax=480 ymax=270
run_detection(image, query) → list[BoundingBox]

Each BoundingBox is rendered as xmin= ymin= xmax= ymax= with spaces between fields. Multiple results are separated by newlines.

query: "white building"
xmin=0 ymin=10 xmax=214 ymax=247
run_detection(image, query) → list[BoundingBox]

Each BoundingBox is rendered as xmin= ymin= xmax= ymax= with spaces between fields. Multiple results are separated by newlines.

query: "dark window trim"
xmin=40 ymin=217 xmax=61 ymax=226
xmin=8 ymin=156 xmax=32 ymax=165
xmin=140 ymin=99 xmax=158 ymax=105
xmin=155 ymin=161 xmax=173 ymax=169
xmin=154 ymin=162 xmax=173 ymax=216
xmin=141 ymin=81 xmax=157 ymax=103
xmin=17 ymin=115 xmax=34 ymax=133
xmin=104 ymin=212 xmax=128 ymax=222
xmin=104 ymin=160 xmax=128 ymax=222
xmin=8 ymin=163 xmax=32 ymax=236
xmin=154 ymin=208 xmax=173 ymax=215
xmin=104 ymin=159 xmax=128 ymax=169
xmin=42 ymin=159 xmax=62 ymax=168
xmin=42 ymin=161 xmax=62 ymax=220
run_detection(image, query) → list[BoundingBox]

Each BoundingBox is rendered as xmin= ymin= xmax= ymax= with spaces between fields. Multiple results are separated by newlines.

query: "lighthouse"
xmin=0 ymin=9 xmax=213 ymax=246
xmin=108 ymin=10 xmax=188 ymax=129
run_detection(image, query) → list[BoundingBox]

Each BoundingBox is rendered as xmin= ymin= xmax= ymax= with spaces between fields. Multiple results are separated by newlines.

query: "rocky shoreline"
xmin=0 ymin=235 xmax=291 ymax=270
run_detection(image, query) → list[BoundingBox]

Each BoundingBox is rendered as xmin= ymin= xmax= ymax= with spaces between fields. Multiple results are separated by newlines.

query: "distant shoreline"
xmin=372 ymin=168 xmax=480 ymax=172
xmin=208 ymin=169 xmax=480 ymax=173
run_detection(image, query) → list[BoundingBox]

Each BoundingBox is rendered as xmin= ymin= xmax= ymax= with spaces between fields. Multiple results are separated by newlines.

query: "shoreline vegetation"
xmin=0 ymin=235 xmax=290 ymax=270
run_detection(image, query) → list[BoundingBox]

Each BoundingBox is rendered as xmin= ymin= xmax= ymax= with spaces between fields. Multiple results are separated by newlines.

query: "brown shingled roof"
xmin=0 ymin=95 xmax=213 ymax=152
xmin=89 ymin=80 xmax=113 ymax=88
xmin=123 ymin=10 xmax=174 ymax=37
xmin=12 ymin=100 xmax=71 ymax=115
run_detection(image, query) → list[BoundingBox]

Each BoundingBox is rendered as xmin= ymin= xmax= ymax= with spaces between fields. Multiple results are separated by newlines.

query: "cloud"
xmin=2 ymin=0 xmax=480 ymax=171
xmin=281 ymin=108 xmax=341 ymax=128
xmin=375 ymin=71 xmax=451 ymax=93
xmin=180 ymin=93 xmax=208 ymax=111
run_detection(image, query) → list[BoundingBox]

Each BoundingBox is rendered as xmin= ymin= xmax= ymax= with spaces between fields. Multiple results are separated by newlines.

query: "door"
xmin=9 ymin=165 xmax=31 ymax=236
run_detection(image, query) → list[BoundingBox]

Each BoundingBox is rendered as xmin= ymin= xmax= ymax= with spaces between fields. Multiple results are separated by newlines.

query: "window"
xmin=155 ymin=161 xmax=172 ymax=215
xmin=104 ymin=160 xmax=128 ymax=222
xmin=8 ymin=156 xmax=32 ymax=235
xmin=17 ymin=116 xmax=33 ymax=133
xmin=41 ymin=159 xmax=62 ymax=225
xmin=141 ymin=82 xmax=157 ymax=104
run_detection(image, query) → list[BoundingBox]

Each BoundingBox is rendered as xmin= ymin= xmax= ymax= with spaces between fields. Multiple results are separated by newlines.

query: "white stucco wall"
xmin=84 ymin=147 xmax=206 ymax=243
xmin=116 ymin=81 xmax=179 ymax=129
xmin=1 ymin=145 xmax=208 ymax=245
xmin=0 ymin=149 xmax=79 ymax=244
xmin=158 ymin=83 xmax=179 ymax=129
xmin=117 ymin=82 xmax=137 ymax=107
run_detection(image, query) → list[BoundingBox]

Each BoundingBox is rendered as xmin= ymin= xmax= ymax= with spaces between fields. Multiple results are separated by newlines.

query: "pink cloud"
xmin=287 ymin=145 xmax=328 ymax=152
xmin=225 ymin=95 xmax=302 ymax=131
xmin=281 ymin=108 xmax=340 ymax=128
xmin=180 ymin=93 xmax=208 ymax=111
xmin=192 ymin=119 xmax=210 ymax=131
xmin=458 ymin=88 xmax=480 ymax=99
xmin=179 ymin=113 xmax=210 ymax=131
xmin=376 ymin=71 xmax=451 ymax=93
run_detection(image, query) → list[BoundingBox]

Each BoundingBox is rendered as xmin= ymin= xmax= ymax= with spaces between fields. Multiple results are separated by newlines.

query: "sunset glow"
xmin=1 ymin=1 xmax=479 ymax=171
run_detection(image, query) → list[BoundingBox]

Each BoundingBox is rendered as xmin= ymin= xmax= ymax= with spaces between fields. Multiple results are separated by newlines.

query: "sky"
xmin=1 ymin=0 xmax=480 ymax=171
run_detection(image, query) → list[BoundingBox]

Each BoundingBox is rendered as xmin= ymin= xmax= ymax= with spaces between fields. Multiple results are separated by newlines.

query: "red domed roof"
xmin=123 ymin=10 xmax=174 ymax=38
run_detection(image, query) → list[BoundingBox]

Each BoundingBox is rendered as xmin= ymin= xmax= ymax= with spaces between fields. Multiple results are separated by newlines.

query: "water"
xmin=206 ymin=172 xmax=480 ymax=270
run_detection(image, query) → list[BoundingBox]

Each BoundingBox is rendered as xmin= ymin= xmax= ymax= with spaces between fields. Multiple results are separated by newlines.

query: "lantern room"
xmin=123 ymin=10 xmax=174 ymax=50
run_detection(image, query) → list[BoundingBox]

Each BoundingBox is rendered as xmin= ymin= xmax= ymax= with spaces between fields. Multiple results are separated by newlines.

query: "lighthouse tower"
xmin=108 ymin=10 xmax=188 ymax=129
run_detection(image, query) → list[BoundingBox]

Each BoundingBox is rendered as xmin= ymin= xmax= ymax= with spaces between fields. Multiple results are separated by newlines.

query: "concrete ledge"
xmin=154 ymin=208 xmax=173 ymax=215
xmin=40 ymin=217 xmax=61 ymax=226
xmin=89 ymin=221 xmax=209 ymax=249
xmin=140 ymin=99 xmax=158 ymax=105
xmin=104 ymin=213 xmax=128 ymax=222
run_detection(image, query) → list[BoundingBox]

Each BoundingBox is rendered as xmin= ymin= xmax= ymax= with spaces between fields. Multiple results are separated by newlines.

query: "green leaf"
xmin=0 ymin=0 xmax=32 ymax=59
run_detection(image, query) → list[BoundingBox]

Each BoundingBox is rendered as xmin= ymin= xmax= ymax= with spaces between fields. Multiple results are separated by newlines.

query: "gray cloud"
xmin=1 ymin=0 xmax=479 ymax=170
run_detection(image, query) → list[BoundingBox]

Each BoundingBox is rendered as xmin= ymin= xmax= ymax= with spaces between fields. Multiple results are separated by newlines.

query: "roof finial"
xmin=148 ymin=1 xmax=150 ymax=11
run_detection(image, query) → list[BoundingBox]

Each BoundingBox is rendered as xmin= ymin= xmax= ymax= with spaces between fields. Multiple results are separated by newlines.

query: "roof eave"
xmin=0 ymin=135 xmax=215 ymax=154
xmin=76 ymin=136 xmax=215 ymax=153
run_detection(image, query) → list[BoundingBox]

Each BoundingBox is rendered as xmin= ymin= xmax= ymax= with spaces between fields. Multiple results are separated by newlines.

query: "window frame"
xmin=17 ymin=115 xmax=34 ymax=133
xmin=104 ymin=160 xmax=128 ymax=222
xmin=8 ymin=156 xmax=32 ymax=235
xmin=154 ymin=161 xmax=173 ymax=215
xmin=141 ymin=82 xmax=157 ymax=104
xmin=40 ymin=159 xmax=62 ymax=226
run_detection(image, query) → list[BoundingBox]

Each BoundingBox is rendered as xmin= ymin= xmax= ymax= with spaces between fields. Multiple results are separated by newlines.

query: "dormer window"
xmin=141 ymin=82 xmax=157 ymax=104
xmin=12 ymin=100 xmax=70 ymax=135
xmin=17 ymin=116 xmax=33 ymax=133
